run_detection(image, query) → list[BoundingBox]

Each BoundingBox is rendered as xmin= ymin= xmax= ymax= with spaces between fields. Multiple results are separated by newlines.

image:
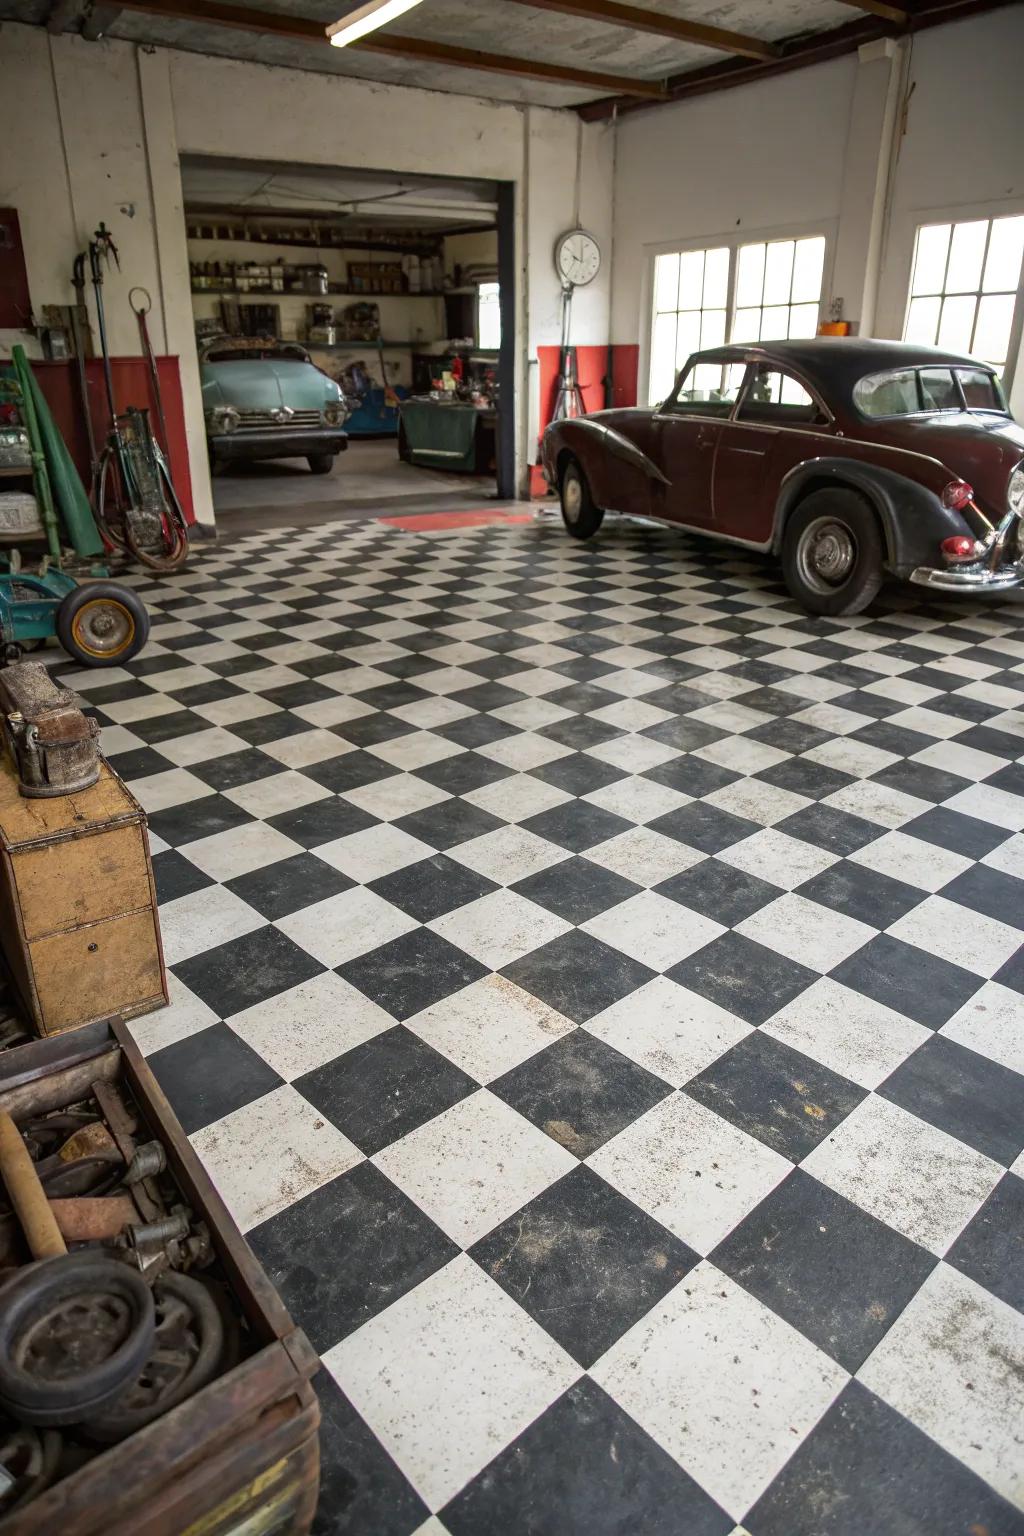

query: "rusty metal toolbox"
xmin=0 ymin=753 xmax=168 ymax=1036
xmin=0 ymin=1018 xmax=321 ymax=1535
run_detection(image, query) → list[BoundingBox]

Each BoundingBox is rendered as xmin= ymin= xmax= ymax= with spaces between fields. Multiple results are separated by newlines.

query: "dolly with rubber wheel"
xmin=0 ymin=562 xmax=149 ymax=669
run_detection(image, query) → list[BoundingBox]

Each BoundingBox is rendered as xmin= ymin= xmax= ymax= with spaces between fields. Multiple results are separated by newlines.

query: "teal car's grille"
xmin=237 ymin=408 xmax=323 ymax=429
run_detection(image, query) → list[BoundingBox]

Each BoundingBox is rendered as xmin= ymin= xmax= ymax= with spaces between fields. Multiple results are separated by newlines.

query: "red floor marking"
xmin=378 ymin=509 xmax=535 ymax=531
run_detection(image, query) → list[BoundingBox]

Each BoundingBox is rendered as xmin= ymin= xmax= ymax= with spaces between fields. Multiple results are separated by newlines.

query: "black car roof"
xmin=693 ymin=338 xmax=991 ymax=399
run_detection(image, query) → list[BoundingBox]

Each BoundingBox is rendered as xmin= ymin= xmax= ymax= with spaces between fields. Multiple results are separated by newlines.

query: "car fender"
xmin=546 ymin=418 xmax=670 ymax=494
xmin=772 ymin=457 xmax=974 ymax=575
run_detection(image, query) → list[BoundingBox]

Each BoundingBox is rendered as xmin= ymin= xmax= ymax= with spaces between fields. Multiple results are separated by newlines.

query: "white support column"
xmin=136 ymin=47 xmax=215 ymax=531
xmin=829 ymin=37 xmax=906 ymax=337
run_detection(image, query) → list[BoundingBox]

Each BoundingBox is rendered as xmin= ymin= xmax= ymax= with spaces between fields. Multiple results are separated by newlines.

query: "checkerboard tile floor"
xmin=60 ymin=514 xmax=1024 ymax=1535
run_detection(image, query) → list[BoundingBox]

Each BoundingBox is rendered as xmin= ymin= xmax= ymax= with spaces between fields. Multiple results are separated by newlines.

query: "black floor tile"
xmin=946 ymin=1172 xmax=1024 ymax=1314
xmin=338 ymin=928 xmax=488 ymax=1021
xmin=151 ymin=848 xmax=215 ymax=904
xmin=668 ymin=931 xmax=818 ymax=1025
xmin=656 ymin=858 xmax=781 ymax=927
xmin=187 ymin=748 xmax=283 ymax=792
xmin=369 ymin=854 xmax=498 ymax=922
xmin=831 ymin=934 xmax=980 ymax=1028
xmin=512 ymin=856 xmax=642 ymax=924
xmin=173 ymin=925 xmax=325 ymax=1016
xmin=878 ymin=1034 xmax=1024 ymax=1166
xmin=471 ymin=1166 xmax=697 ymax=1366
xmin=713 ymin=1170 xmax=935 ymax=1370
xmin=267 ymin=796 xmax=376 ymax=848
xmin=501 ymin=930 xmax=656 ymax=1025
xmin=294 ymin=1026 xmax=477 ymax=1156
xmin=648 ymin=802 xmax=759 ymax=854
xmin=901 ymin=806 xmax=1010 ymax=861
xmin=442 ymin=1378 xmax=732 ymax=1536
xmin=148 ymin=794 xmax=255 ymax=847
xmin=775 ymin=803 xmax=882 ymax=857
xmin=796 ymin=860 xmax=924 ymax=928
xmin=393 ymin=797 xmax=504 ymax=851
xmin=225 ymin=853 xmax=354 ymax=921
xmin=148 ymin=1022 xmax=283 ymax=1135
xmin=491 ymin=1031 xmax=672 ymax=1159
xmin=521 ymin=801 xmax=633 ymax=853
xmin=311 ymin=1373 xmax=430 ymax=1536
xmin=249 ymin=1163 xmax=458 ymax=1351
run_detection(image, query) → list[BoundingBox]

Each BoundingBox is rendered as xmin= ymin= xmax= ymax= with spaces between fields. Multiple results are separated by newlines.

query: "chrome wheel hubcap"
xmin=798 ymin=517 xmax=856 ymax=593
xmin=563 ymin=474 xmax=582 ymax=524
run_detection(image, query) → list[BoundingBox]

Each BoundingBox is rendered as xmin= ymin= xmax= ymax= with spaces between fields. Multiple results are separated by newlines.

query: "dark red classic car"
xmin=542 ymin=339 xmax=1024 ymax=615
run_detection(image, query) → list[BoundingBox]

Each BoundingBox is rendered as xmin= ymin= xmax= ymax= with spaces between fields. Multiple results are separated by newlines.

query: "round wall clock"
xmin=555 ymin=228 xmax=601 ymax=289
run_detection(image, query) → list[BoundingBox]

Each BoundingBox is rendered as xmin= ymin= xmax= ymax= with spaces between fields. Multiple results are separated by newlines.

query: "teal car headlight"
xmin=1009 ymin=463 xmax=1024 ymax=515
xmin=207 ymin=405 xmax=240 ymax=434
xmin=322 ymin=402 xmax=343 ymax=427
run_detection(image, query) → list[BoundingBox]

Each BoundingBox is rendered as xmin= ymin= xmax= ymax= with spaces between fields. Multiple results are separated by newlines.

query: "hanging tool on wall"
xmin=70 ymin=253 xmax=97 ymax=471
xmin=551 ymin=285 xmax=586 ymax=423
xmin=129 ymin=287 xmax=170 ymax=454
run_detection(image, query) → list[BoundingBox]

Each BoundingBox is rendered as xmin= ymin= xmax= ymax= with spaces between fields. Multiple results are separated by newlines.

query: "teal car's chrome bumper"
xmin=208 ymin=428 xmax=349 ymax=462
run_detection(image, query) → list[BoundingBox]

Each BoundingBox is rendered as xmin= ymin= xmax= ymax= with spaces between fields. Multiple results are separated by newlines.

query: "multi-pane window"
xmin=649 ymin=246 xmax=729 ymax=405
xmin=648 ymin=235 xmax=826 ymax=403
xmin=477 ymin=281 xmax=501 ymax=350
xmin=731 ymin=236 xmax=826 ymax=344
xmin=904 ymin=215 xmax=1024 ymax=375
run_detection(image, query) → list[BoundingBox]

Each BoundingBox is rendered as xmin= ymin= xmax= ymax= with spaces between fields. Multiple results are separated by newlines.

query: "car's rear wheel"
xmin=782 ymin=489 xmax=884 ymax=616
xmin=560 ymin=459 xmax=604 ymax=540
xmin=307 ymin=454 xmax=334 ymax=475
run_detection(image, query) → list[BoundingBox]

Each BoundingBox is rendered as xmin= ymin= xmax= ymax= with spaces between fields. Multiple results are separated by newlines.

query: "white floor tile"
xmin=178 ymin=822 xmax=302 ymax=882
xmin=850 ymin=830 xmax=972 ymax=892
xmin=940 ymin=982 xmax=1024 ymax=1077
xmin=463 ymin=773 xmax=571 ymax=822
xmin=323 ymin=1255 xmax=580 ymax=1510
xmin=371 ymin=731 xmax=466 ymax=771
xmin=944 ymin=783 xmax=1024 ymax=832
xmin=821 ymin=780 xmax=931 ymax=829
xmin=190 ymin=1085 xmax=362 ymax=1232
xmin=762 ymin=978 xmax=931 ymax=1089
xmin=260 ymin=728 xmax=355 ymax=768
xmin=127 ymin=973 xmax=218 ymax=1056
xmin=720 ymin=829 xmax=837 ymax=889
xmin=588 ymin=1093 xmax=791 ymax=1254
xmin=342 ymin=773 xmax=450 ymax=822
xmin=224 ymin=770 xmax=331 ymax=819
xmin=704 ymin=778 xmax=810 ymax=827
xmin=585 ymin=734 xmax=681 ymax=772
xmin=585 ymin=977 xmax=752 ymax=1087
xmin=318 ymin=825 xmax=437 ymax=882
xmin=802 ymin=1095 xmax=1002 ymax=1255
xmin=192 ymin=694 xmax=281 ymax=727
xmin=374 ymin=1089 xmax=576 ymax=1247
xmin=475 ymin=732 xmax=574 ymax=771
xmin=694 ymin=736 xmax=789 ymax=775
xmin=158 ymin=885 xmax=266 ymax=965
xmin=583 ymin=775 xmax=690 ymax=824
xmin=277 ymin=886 xmax=418 ymax=967
xmin=737 ymin=893 xmax=876 ymax=972
xmin=429 ymin=889 xmax=571 ymax=970
xmin=128 ymin=767 xmax=216 ymax=813
xmin=582 ymin=891 xmax=724 ymax=972
xmin=887 ymin=895 xmax=1021 ymax=977
xmin=592 ymin=1262 xmax=847 ymax=1519
xmin=586 ymin=827 xmax=706 ymax=886
xmin=405 ymin=974 xmax=574 ymax=1083
xmin=859 ymin=1263 xmax=1024 ymax=1510
xmin=227 ymin=972 xmax=395 ymax=1079
xmin=449 ymin=825 xmax=570 ymax=884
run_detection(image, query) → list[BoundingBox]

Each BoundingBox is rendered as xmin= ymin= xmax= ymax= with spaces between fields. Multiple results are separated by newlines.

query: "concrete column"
xmin=828 ymin=37 xmax=906 ymax=337
xmin=137 ymin=48 xmax=215 ymax=530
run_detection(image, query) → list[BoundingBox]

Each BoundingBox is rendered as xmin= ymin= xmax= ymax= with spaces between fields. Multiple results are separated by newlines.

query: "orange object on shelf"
xmin=818 ymin=321 xmax=852 ymax=336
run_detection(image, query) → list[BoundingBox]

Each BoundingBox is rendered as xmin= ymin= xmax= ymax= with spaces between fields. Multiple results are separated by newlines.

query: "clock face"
xmin=556 ymin=228 xmax=601 ymax=288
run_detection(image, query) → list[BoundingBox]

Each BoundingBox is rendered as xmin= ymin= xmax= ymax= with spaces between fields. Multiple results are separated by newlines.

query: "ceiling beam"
xmin=577 ymin=0 xmax=1014 ymax=120
xmin=834 ymin=0 xmax=908 ymax=21
xmin=502 ymin=0 xmax=778 ymax=61
xmin=47 ymin=0 xmax=85 ymax=32
xmin=82 ymin=3 xmax=124 ymax=39
xmin=109 ymin=0 xmax=667 ymax=98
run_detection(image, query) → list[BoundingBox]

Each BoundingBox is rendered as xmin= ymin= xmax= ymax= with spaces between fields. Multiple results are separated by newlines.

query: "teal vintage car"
xmin=199 ymin=335 xmax=348 ymax=475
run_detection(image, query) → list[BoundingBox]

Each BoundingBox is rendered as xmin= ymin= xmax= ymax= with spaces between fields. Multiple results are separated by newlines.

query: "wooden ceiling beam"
xmin=108 ymin=0 xmax=667 ymax=98
xmin=502 ymin=0 xmax=778 ymax=61
xmin=834 ymin=0 xmax=908 ymax=22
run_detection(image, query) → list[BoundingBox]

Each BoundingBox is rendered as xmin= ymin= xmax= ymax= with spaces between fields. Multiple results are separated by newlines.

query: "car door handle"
xmin=697 ymin=429 xmax=717 ymax=449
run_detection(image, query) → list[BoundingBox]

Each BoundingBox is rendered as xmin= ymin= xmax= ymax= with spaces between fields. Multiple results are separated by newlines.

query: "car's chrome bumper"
xmin=208 ymin=428 xmax=348 ymax=461
xmin=910 ymin=559 xmax=1024 ymax=593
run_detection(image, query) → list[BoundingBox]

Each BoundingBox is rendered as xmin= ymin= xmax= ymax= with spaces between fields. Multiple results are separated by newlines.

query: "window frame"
xmin=643 ymin=220 xmax=835 ymax=408
xmin=902 ymin=213 xmax=1024 ymax=378
xmin=661 ymin=354 xmax=835 ymax=431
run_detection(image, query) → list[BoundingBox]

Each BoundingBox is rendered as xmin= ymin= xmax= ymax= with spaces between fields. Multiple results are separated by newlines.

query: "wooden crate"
xmin=0 ymin=755 xmax=167 ymax=1035
xmin=0 ymin=1019 xmax=321 ymax=1535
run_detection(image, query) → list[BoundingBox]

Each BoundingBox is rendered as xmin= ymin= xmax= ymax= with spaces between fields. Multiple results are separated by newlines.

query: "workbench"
xmin=397 ymin=397 xmax=496 ymax=474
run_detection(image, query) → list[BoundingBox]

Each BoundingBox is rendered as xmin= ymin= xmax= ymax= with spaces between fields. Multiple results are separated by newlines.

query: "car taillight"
xmin=941 ymin=480 xmax=974 ymax=509
xmin=941 ymin=535 xmax=982 ymax=562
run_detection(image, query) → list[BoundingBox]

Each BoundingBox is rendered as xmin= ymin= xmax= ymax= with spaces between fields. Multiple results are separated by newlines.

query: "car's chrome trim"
xmin=909 ymin=562 xmax=1024 ymax=592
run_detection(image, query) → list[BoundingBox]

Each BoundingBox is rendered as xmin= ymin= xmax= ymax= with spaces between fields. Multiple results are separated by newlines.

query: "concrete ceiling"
xmin=181 ymin=155 xmax=498 ymax=230
xmin=0 ymin=0 xmax=984 ymax=111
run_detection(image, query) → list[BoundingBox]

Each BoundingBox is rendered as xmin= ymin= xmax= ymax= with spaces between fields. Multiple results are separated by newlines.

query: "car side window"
xmin=735 ymin=366 xmax=827 ymax=426
xmin=918 ymin=368 xmax=959 ymax=411
xmin=665 ymin=361 xmax=746 ymax=417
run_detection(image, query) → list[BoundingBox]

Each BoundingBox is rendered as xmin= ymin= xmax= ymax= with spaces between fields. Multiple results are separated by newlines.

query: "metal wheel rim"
xmin=563 ymin=472 xmax=583 ymax=524
xmin=796 ymin=516 xmax=857 ymax=594
xmin=70 ymin=599 xmax=134 ymax=658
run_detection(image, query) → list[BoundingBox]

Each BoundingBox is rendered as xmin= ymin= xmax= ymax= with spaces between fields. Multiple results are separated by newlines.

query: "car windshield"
xmin=203 ymin=343 xmax=309 ymax=364
xmin=854 ymin=366 xmax=1007 ymax=417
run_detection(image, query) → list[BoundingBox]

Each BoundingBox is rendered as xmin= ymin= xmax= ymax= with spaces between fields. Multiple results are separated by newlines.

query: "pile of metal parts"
xmin=0 ymin=1079 xmax=242 ymax=1518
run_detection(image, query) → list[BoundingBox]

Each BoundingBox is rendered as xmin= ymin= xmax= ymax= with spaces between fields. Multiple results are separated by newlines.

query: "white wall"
xmin=611 ymin=6 xmax=1024 ymax=407
xmin=0 ymin=21 xmax=613 ymax=518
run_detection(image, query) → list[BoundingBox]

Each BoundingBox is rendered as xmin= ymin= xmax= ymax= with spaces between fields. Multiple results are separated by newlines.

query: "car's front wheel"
xmin=560 ymin=459 xmax=604 ymax=540
xmin=308 ymin=454 xmax=334 ymax=475
xmin=782 ymin=489 xmax=884 ymax=616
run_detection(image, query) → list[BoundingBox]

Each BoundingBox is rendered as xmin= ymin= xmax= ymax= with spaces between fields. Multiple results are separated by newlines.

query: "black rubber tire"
xmin=781 ymin=489 xmax=884 ymax=616
xmin=56 ymin=581 xmax=151 ymax=668
xmin=0 ymin=1255 xmax=155 ymax=1427
xmin=560 ymin=458 xmax=604 ymax=540
xmin=307 ymin=454 xmax=335 ymax=475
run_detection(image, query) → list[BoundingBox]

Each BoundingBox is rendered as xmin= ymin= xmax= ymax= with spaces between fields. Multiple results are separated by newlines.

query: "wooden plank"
xmin=0 ymin=759 xmax=140 ymax=849
xmin=13 ymin=824 xmax=152 ymax=939
xmin=834 ymin=0 xmax=908 ymax=20
xmin=109 ymin=0 xmax=667 ymax=97
xmin=503 ymin=0 xmax=778 ymax=60
xmin=30 ymin=909 xmax=166 ymax=1034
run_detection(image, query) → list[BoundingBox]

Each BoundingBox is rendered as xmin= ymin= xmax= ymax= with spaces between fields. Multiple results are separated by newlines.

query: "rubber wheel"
xmin=56 ymin=582 xmax=150 ymax=667
xmin=307 ymin=454 xmax=334 ymax=475
xmin=781 ymin=489 xmax=884 ymax=616
xmin=560 ymin=459 xmax=604 ymax=540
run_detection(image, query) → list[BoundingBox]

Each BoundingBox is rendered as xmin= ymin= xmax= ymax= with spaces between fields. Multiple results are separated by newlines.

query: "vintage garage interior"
xmin=0 ymin=1 xmax=1022 ymax=1532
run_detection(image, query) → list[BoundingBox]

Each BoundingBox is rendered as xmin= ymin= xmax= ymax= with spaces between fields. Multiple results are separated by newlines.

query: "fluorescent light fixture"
xmin=327 ymin=0 xmax=427 ymax=47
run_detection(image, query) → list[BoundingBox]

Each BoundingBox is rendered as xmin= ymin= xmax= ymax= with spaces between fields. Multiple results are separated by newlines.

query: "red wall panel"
xmin=530 ymin=343 xmax=640 ymax=498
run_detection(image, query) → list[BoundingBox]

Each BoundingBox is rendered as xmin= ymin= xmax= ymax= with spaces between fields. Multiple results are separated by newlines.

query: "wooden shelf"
xmin=0 ymin=466 xmax=32 ymax=479
xmin=191 ymin=285 xmax=446 ymax=299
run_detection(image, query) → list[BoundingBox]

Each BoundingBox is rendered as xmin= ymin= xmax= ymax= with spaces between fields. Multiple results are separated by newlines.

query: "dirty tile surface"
xmin=78 ymin=510 xmax=1024 ymax=1534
